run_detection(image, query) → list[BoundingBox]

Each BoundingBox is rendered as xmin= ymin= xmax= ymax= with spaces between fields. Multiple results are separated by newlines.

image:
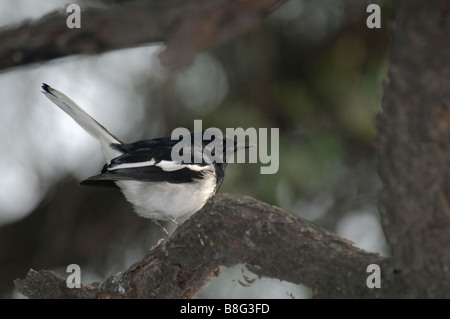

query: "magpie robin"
xmin=41 ymin=83 xmax=251 ymax=235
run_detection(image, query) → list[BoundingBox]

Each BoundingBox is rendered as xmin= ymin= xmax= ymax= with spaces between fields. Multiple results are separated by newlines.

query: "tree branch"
xmin=15 ymin=194 xmax=387 ymax=299
xmin=0 ymin=0 xmax=285 ymax=72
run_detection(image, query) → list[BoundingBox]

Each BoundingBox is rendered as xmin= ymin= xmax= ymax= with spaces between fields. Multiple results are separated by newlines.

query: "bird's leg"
xmin=167 ymin=217 xmax=181 ymax=226
xmin=153 ymin=219 xmax=169 ymax=237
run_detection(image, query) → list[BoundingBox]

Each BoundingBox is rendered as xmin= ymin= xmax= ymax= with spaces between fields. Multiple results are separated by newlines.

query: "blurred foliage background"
xmin=0 ymin=0 xmax=390 ymax=298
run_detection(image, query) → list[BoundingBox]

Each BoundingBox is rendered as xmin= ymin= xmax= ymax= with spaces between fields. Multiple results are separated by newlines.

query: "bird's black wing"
xmin=81 ymin=165 xmax=206 ymax=185
xmin=81 ymin=138 xmax=209 ymax=187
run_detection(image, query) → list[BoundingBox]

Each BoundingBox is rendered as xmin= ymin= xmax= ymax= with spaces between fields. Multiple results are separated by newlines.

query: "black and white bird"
xmin=41 ymin=83 xmax=250 ymax=235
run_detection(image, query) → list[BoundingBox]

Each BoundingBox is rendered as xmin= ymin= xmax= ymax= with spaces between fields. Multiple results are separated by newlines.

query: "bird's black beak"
xmin=234 ymin=141 xmax=256 ymax=151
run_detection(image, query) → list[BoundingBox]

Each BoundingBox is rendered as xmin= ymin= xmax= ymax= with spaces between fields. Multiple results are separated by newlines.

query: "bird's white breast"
xmin=115 ymin=171 xmax=217 ymax=221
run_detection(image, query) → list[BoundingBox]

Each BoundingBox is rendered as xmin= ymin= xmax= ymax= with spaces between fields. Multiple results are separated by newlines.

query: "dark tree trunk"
xmin=376 ymin=0 xmax=450 ymax=298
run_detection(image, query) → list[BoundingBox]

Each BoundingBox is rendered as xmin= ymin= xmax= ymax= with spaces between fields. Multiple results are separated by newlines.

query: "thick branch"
xmin=14 ymin=270 xmax=97 ymax=299
xmin=0 ymin=0 xmax=284 ymax=71
xmin=15 ymin=194 xmax=387 ymax=299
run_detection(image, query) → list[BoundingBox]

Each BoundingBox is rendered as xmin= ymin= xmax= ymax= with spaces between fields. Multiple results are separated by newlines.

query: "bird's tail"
xmin=41 ymin=83 xmax=122 ymax=162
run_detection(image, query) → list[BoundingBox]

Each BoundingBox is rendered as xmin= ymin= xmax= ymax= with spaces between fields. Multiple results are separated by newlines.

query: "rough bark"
xmin=376 ymin=0 xmax=450 ymax=297
xmin=15 ymin=194 xmax=387 ymax=299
